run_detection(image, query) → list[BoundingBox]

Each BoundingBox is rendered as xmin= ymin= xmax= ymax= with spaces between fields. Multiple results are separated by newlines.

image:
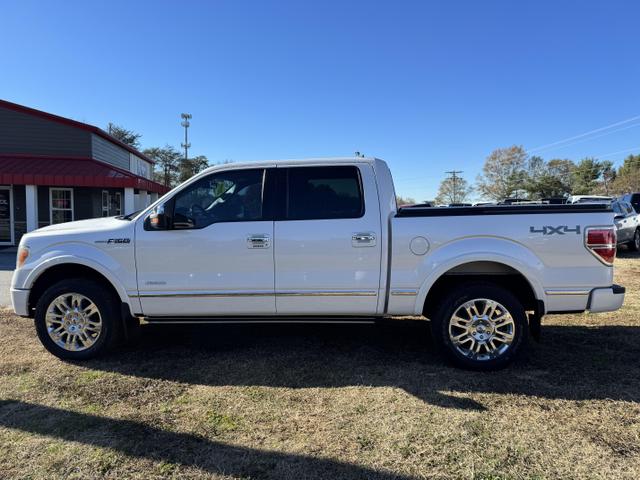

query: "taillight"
xmin=585 ymin=227 xmax=616 ymax=265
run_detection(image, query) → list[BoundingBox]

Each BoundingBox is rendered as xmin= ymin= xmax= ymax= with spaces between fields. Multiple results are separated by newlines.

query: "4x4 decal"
xmin=529 ymin=225 xmax=581 ymax=235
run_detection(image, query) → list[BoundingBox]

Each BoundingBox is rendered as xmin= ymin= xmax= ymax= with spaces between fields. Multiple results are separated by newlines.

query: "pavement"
xmin=0 ymin=248 xmax=16 ymax=308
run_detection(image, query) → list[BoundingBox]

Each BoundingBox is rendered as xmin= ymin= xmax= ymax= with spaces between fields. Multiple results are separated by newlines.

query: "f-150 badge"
xmin=529 ymin=225 xmax=580 ymax=235
xmin=95 ymin=238 xmax=131 ymax=244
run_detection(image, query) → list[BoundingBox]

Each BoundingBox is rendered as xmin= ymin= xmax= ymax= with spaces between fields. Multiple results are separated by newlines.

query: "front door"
xmin=0 ymin=187 xmax=13 ymax=245
xmin=134 ymin=167 xmax=276 ymax=316
xmin=274 ymin=164 xmax=382 ymax=315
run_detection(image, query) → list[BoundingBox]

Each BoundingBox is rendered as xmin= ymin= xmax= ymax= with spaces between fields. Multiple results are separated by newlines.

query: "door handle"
xmin=352 ymin=232 xmax=376 ymax=247
xmin=247 ymin=234 xmax=271 ymax=249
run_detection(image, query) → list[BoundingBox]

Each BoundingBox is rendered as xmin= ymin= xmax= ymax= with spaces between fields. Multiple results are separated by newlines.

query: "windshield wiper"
xmin=116 ymin=210 xmax=142 ymax=221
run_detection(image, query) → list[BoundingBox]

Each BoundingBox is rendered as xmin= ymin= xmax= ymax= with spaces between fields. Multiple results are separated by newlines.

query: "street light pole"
xmin=180 ymin=113 xmax=192 ymax=161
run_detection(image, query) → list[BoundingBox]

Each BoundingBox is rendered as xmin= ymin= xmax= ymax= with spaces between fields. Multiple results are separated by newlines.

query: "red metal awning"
xmin=0 ymin=154 xmax=170 ymax=194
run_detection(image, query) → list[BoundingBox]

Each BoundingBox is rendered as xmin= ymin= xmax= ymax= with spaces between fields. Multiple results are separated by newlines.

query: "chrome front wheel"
xmin=448 ymin=298 xmax=515 ymax=361
xmin=45 ymin=293 xmax=103 ymax=351
xmin=35 ymin=278 xmax=120 ymax=360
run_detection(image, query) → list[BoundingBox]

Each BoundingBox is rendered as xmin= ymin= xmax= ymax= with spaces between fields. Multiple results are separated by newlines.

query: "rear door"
xmin=274 ymin=164 xmax=382 ymax=315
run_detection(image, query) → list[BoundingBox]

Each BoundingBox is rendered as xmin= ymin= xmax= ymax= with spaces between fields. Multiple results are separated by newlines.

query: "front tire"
xmin=430 ymin=282 xmax=528 ymax=370
xmin=34 ymin=279 xmax=120 ymax=360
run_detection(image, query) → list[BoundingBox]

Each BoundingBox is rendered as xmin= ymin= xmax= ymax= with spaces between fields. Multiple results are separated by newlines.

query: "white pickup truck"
xmin=11 ymin=158 xmax=625 ymax=369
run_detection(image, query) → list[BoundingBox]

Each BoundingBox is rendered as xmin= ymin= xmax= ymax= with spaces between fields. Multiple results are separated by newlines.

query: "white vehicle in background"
xmin=567 ymin=195 xmax=613 ymax=204
xmin=11 ymin=158 xmax=625 ymax=370
xmin=612 ymin=199 xmax=640 ymax=251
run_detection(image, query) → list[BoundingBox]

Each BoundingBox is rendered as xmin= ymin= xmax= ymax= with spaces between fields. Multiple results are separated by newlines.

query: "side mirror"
xmin=614 ymin=214 xmax=625 ymax=221
xmin=145 ymin=205 xmax=169 ymax=230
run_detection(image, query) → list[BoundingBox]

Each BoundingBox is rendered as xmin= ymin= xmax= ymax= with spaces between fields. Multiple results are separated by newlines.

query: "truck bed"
xmin=396 ymin=203 xmax=612 ymax=217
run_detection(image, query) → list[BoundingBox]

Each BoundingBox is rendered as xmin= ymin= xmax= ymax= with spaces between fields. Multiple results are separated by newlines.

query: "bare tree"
xmin=476 ymin=146 xmax=528 ymax=200
xmin=435 ymin=174 xmax=472 ymax=204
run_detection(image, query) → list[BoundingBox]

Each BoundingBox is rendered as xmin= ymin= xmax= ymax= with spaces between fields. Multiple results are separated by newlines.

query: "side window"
xmin=612 ymin=202 xmax=622 ymax=214
xmin=286 ymin=166 xmax=364 ymax=220
xmin=624 ymin=203 xmax=634 ymax=214
xmin=172 ymin=169 xmax=265 ymax=229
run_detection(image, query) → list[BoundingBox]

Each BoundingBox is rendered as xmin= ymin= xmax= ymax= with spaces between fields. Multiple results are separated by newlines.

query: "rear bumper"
xmin=588 ymin=284 xmax=625 ymax=313
xmin=10 ymin=288 xmax=30 ymax=317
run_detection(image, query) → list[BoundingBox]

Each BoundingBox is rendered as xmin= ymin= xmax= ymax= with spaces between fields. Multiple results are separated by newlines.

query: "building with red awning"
xmin=0 ymin=99 xmax=169 ymax=245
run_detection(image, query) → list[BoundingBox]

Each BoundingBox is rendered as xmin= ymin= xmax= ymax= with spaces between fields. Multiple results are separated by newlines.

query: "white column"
xmin=139 ymin=190 xmax=149 ymax=208
xmin=149 ymin=192 xmax=159 ymax=204
xmin=25 ymin=185 xmax=38 ymax=232
xmin=124 ymin=188 xmax=135 ymax=214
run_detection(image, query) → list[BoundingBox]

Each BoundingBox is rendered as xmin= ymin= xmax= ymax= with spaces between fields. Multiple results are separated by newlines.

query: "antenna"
xmin=180 ymin=113 xmax=192 ymax=161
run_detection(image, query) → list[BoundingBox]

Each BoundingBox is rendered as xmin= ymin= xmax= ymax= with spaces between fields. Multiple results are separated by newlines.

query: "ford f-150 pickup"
xmin=10 ymin=158 xmax=625 ymax=369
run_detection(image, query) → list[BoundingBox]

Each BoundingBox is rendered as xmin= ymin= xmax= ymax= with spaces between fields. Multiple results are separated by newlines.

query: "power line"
xmin=529 ymin=122 xmax=640 ymax=155
xmin=596 ymin=146 xmax=640 ymax=159
xmin=527 ymin=114 xmax=640 ymax=154
xmin=445 ymin=170 xmax=463 ymax=203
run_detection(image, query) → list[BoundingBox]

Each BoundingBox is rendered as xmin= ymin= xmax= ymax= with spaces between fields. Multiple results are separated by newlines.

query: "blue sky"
xmin=1 ymin=0 xmax=639 ymax=201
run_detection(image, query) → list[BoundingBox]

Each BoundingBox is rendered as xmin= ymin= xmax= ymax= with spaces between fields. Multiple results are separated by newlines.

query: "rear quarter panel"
xmin=389 ymin=211 xmax=615 ymax=315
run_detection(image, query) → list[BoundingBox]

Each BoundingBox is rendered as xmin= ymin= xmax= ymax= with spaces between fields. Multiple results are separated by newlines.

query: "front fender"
xmin=15 ymin=242 xmax=137 ymax=311
xmin=413 ymin=236 xmax=545 ymax=315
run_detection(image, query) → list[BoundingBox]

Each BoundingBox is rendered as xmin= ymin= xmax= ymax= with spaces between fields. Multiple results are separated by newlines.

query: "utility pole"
xmin=445 ymin=170 xmax=463 ymax=203
xmin=180 ymin=113 xmax=192 ymax=161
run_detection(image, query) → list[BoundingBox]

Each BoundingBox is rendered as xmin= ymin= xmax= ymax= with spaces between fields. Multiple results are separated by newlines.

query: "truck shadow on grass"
xmin=0 ymin=399 xmax=413 ymax=480
xmin=90 ymin=318 xmax=639 ymax=411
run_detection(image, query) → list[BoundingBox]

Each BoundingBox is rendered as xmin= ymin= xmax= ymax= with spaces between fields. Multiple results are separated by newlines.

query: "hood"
xmin=33 ymin=217 xmax=131 ymax=234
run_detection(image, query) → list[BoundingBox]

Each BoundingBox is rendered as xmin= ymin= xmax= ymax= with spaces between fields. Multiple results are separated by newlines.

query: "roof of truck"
xmin=201 ymin=157 xmax=383 ymax=174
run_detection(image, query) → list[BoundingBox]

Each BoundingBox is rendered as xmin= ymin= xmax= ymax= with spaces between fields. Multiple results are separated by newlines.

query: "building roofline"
xmin=0 ymin=98 xmax=155 ymax=164
xmin=0 ymin=153 xmax=168 ymax=193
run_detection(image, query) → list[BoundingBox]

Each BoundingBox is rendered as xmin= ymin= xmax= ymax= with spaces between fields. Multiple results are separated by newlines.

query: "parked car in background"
xmin=499 ymin=198 xmax=529 ymax=205
xmin=612 ymin=199 xmax=640 ymax=250
xmin=540 ymin=197 xmax=567 ymax=205
xmin=566 ymin=195 xmax=613 ymax=204
xmin=619 ymin=192 xmax=640 ymax=213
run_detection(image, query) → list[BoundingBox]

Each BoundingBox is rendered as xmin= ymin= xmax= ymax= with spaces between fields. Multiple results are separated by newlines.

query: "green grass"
xmin=1 ymin=251 xmax=639 ymax=479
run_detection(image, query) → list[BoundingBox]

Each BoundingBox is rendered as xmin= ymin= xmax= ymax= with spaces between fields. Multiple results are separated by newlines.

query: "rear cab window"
xmin=284 ymin=166 xmax=364 ymax=220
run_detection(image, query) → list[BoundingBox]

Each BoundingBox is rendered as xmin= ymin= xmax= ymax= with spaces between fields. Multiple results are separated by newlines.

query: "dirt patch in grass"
xmin=1 ymin=252 xmax=639 ymax=479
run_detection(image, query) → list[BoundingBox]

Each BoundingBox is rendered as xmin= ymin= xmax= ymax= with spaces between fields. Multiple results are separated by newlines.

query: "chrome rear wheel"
xmin=432 ymin=282 xmax=527 ymax=370
xmin=45 ymin=293 xmax=103 ymax=351
xmin=448 ymin=298 xmax=515 ymax=361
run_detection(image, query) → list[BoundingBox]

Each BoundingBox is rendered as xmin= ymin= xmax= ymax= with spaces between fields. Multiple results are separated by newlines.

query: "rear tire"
xmin=430 ymin=282 xmax=528 ymax=370
xmin=34 ymin=279 xmax=120 ymax=360
xmin=628 ymin=229 xmax=640 ymax=252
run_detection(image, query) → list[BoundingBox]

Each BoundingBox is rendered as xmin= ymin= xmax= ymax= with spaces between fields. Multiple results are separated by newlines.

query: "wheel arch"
xmin=26 ymin=259 xmax=131 ymax=317
xmin=418 ymin=257 xmax=544 ymax=320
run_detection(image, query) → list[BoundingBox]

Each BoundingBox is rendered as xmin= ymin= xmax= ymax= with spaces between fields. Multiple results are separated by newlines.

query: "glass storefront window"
xmin=50 ymin=188 xmax=74 ymax=224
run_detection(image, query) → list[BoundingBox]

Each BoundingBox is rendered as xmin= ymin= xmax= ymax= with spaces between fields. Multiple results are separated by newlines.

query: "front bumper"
xmin=10 ymin=288 xmax=30 ymax=317
xmin=588 ymin=284 xmax=625 ymax=313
